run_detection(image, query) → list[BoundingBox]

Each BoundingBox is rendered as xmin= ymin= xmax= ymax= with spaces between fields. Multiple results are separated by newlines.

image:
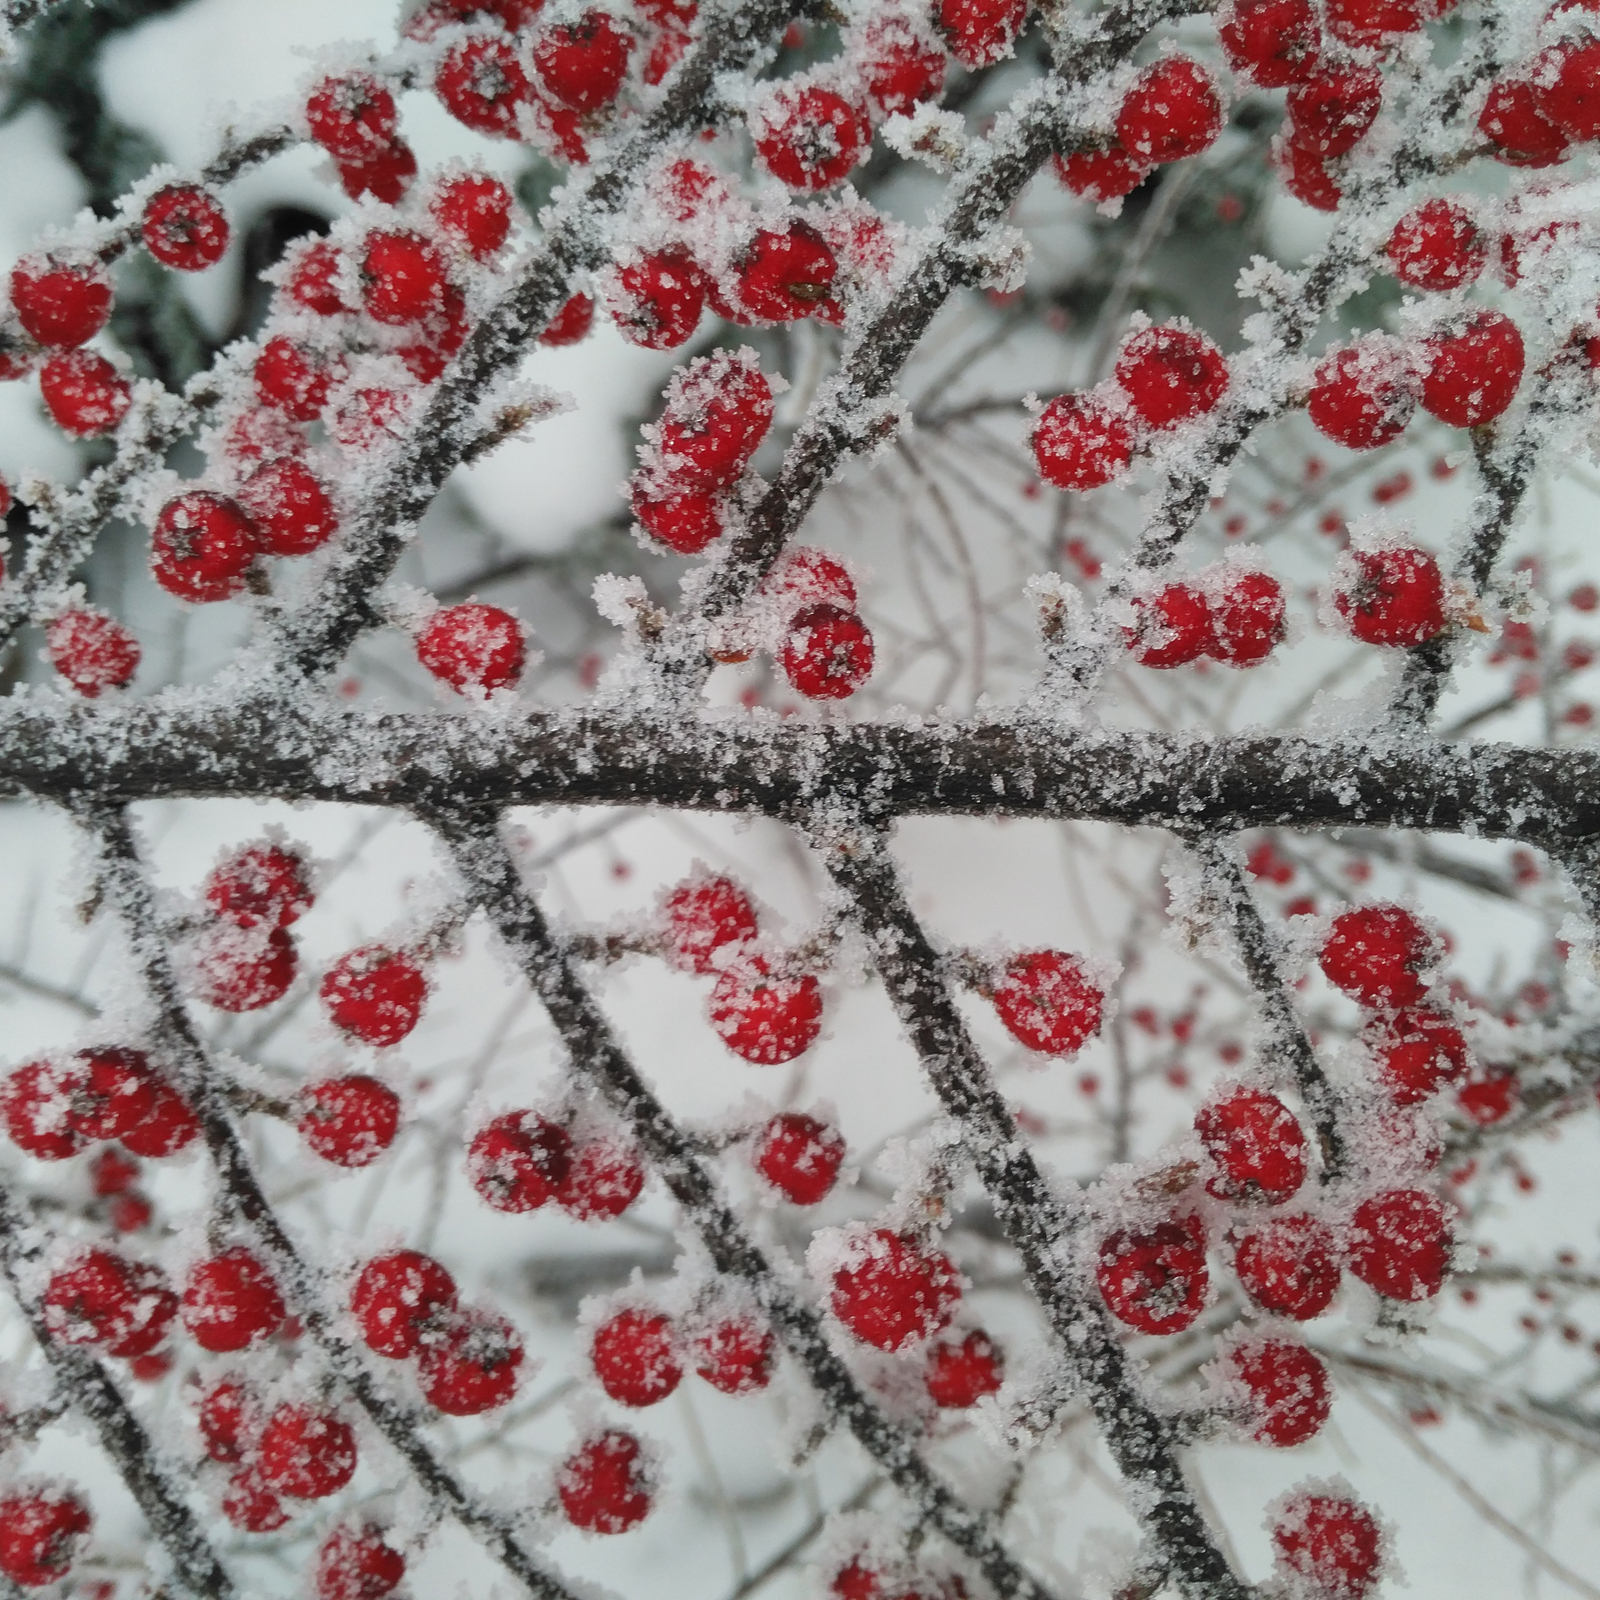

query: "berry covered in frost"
xmin=1320 ymin=904 xmax=1434 ymax=1006
xmin=558 ymin=1430 xmax=653 ymax=1533
xmin=1052 ymin=142 xmax=1152 ymax=203
xmin=361 ymin=231 xmax=451 ymax=327
xmin=435 ymin=35 xmax=534 ymax=137
xmin=1126 ymin=583 xmax=1213 ymax=668
xmin=0 ymin=1488 xmax=91 ymax=1588
xmin=296 ymin=1076 xmax=401 ymax=1167
xmin=40 ymin=350 xmax=131 ymax=438
xmin=221 ymin=1468 xmax=290 ymax=1533
xmin=780 ymin=603 xmax=876 ymax=699
xmin=92 ymin=1147 xmax=140 ymax=1196
xmin=1218 ymin=0 xmax=1321 ymax=87
xmin=2 ymin=1058 xmax=90 ymax=1158
xmin=925 ymin=1329 xmax=1004 ymax=1408
xmin=150 ymin=491 xmax=259 ymax=604
xmin=708 ymin=961 xmax=825 ymax=1063
xmin=1115 ymin=57 xmax=1224 ymax=165
xmin=1347 ymin=1188 xmax=1451 ymax=1301
xmin=1234 ymin=1212 xmax=1341 ymax=1319
xmin=205 ymin=842 xmax=312 ymax=929
xmin=351 ymin=1249 xmax=457 ymax=1357
xmin=258 ymin=1403 xmax=358 ymax=1499
xmin=255 ymin=336 xmax=342 ymax=421
xmin=321 ymin=946 xmax=427 ymax=1047
xmin=1458 ymin=1070 xmax=1518 ymax=1125
xmin=662 ymin=873 xmax=759 ymax=972
xmin=1096 ymin=1216 xmax=1208 ymax=1334
xmin=44 ymin=1246 xmax=178 ymax=1356
xmin=1419 ymin=310 xmax=1524 ymax=428
xmin=1113 ymin=323 xmax=1228 ymax=429
xmin=1364 ymin=1006 xmax=1470 ymax=1105
xmin=10 ymin=256 xmax=112 ymax=347
xmin=991 ymin=950 xmax=1103 ymax=1054
xmin=306 ymin=73 xmax=398 ymax=161
xmin=766 ymin=546 xmax=858 ymax=611
xmin=1271 ymin=1494 xmax=1384 ymax=1599
xmin=830 ymin=1227 xmax=960 ymax=1350
xmin=1385 ymin=199 xmax=1485 ymax=291
xmin=431 ymin=172 xmax=514 ymax=259
xmin=1222 ymin=1337 xmax=1331 ymax=1446
xmin=692 ymin=1315 xmax=776 ymax=1394
xmin=657 ymin=351 xmax=774 ymax=491
xmin=1308 ymin=338 xmax=1417 ymax=451
xmin=468 ymin=1110 xmax=573 ymax=1210
xmin=1285 ymin=65 xmax=1383 ymax=157
xmin=1274 ymin=135 xmax=1342 ymax=211
xmin=197 ymin=1376 xmax=258 ymax=1462
xmin=417 ymin=1307 xmax=524 ymax=1414
xmin=631 ymin=484 xmax=723 ymax=553
xmin=592 ymin=1308 xmax=682 ymax=1406
xmin=857 ymin=17 xmax=948 ymax=117
xmin=46 ymin=609 xmax=140 ymax=697
xmin=1479 ymin=77 xmax=1570 ymax=166
xmin=181 ymin=1246 xmax=286 ymax=1352
xmin=75 ymin=1049 xmax=159 ymax=1142
xmin=1535 ymin=38 xmax=1600 ymax=142
xmin=608 ymin=249 xmax=705 ymax=348
xmin=555 ymin=1137 xmax=646 ymax=1219
xmin=541 ymin=291 xmax=595 ymax=346
xmin=1195 ymin=1086 xmax=1308 ymax=1203
xmin=141 ymin=184 xmax=230 ymax=271
xmin=1210 ymin=571 xmax=1286 ymax=666
xmin=415 ymin=602 xmax=527 ymax=694
xmin=1326 ymin=0 xmax=1422 ymax=43
xmin=754 ymin=1111 xmax=846 ymax=1204
xmin=193 ymin=925 xmax=297 ymax=1012
xmin=734 ymin=221 xmax=838 ymax=321
xmin=284 ymin=240 xmax=349 ymax=316
xmin=1331 ymin=547 xmax=1447 ymax=648
xmin=533 ymin=12 xmax=633 ymax=112
xmin=120 ymin=1078 xmax=201 ymax=1157
xmin=338 ymin=139 xmax=419 ymax=205
xmin=937 ymin=0 xmax=1027 ymax=67
xmin=1032 ymin=393 xmax=1134 ymax=491
xmin=755 ymin=84 xmax=871 ymax=190
xmin=314 ymin=1524 xmax=406 ymax=1600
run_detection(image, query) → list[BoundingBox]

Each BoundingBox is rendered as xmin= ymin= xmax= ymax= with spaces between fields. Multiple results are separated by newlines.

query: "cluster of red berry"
xmin=1122 ymin=563 xmax=1288 ymax=670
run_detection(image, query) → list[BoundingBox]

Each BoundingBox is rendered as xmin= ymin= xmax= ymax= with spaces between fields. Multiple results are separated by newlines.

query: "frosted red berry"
xmin=416 ymin=1307 xmax=524 ymax=1414
xmin=120 ymin=1078 xmax=201 ymax=1157
xmin=937 ymin=0 xmax=1027 ymax=67
xmin=766 ymin=546 xmax=858 ymax=611
xmin=534 ymin=11 xmax=632 ymax=112
xmin=1271 ymin=1494 xmax=1383 ymax=1599
xmin=1308 ymin=339 xmax=1417 ymax=451
xmin=755 ymin=84 xmax=870 ymax=190
xmin=2 ymin=1058 xmax=90 ymax=1159
xmin=315 ymin=1525 xmax=406 ymax=1600
xmin=1420 ymin=310 xmax=1524 ymax=428
xmin=1114 ymin=324 xmax=1228 ymax=429
xmin=1033 ymin=393 xmax=1134 ymax=491
xmin=1480 ymin=77 xmax=1570 ymax=165
xmin=238 ymin=456 xmax=338 ymax=557
xmin=44 ymin=1246 xmax=177 ymax=1357
xmin=92 ymin=1147 xmax=140 ymax=1196
xmin=609 ymin=249 xmax=705 ymax=348
xmin=925 ymin=1329 xmax=1004 ymax=1408
xmin=197 ymin=1376 xmax=258 ymax=1463
xmin=222 ymin=1468 xmax=289 ymax=1533
xmin=1116 ymin=57 xmax=1224 ymax=165
xmin=593 ymin=1308 xmax=682 ymax=1406
xmin=70 ymin=1047 xmax=159 ymax=1142
xmin=193 ymin=925 xmax=297 ymax=1012
xmin=306 ymin=73 xmax=398 ymax=161
xmin=259 ymin=1403 xmax=358 ymax=1499
xmin=321 ymin=946 xmax=427 ymax=1047
xmin=1052 ymin=142 xmax=1151 ymax=203
xmin=1285 ymin=65 xmax=1383 ymax=157
xmin=992 ymin=950 xmax=1103 ymax=1054
xmin=1385 ymin=199 xmax=1485 ymax=291
xmin=468 ymin=1110 xmax=573 ymax=1211
xmin=1320 ymin=905 xmax=1433 ymax=1006
xmin=1332 ymin=547 xmax=1447 ymax=648
xmin=415 ymin=603 xmax=526 ymax=694
xmin=338 ymin=138 xmax=419 ymax=205
xmin=361 ymin=231 xmax=450 ymax=327
xmin=709 ymin=961 xmax=825 ymax=1063
xmin=255 ymin=336 xmax=342 ymax=423
xmin=1223 ymin=1337 xmax=1331 ymax=1446
xmin=10 ymin=256 xmax=112 ymax=347
xmin=558 ymin=1430 xmax=653 ymax=1533
xmin=1219 ymin=0 xmax=1320 ymax=87
xmin=297 ymin=1076 xmax=401 ymax=1167
xmin=1326 ymin=0 xmax=1423 ymax=43
xmin=1364 ymin=1007 xmax=1470 ymax=1105
xmin=1458 ymin=1069 xmax=1518 ymax=1125
xmin=1097 ymin=1217 xmax=1208 ymax=1334
xmin=755 ymin=1111 xmax=846 ymax=1204
xmin=435 ymin=34 xmax=533 ymax=137
xmin=0 ymin=1489 xmax=91 ymax=1588
xmin=1274 ymin=135 xmax=1342 ymax=210
xmin=40 ymin=350 xmax=131 ymax=438
xmin=351 ymin=1249 xmax=458 ymax=1358
xmin=1536 ymin=38 xmax=1600 ymax=142
xmin=693 ymin=1315 xmax=776 ymax=1394
xmin=204 ymin=842 xmax=311 ymax=929
xmin=632 ymin=484 xmax=723 ymax=553
xmin=46 ymin=609 xmax=140 ymax=697
xmin=1234 ymin=1212 xmax=1341 ymax=1319
xmin=780 ymin=603 xmax=875 ymax=699
xmin=542 ymin=291 xmax=595 ymax=346
xmin=735 ymin=221 xmax=838 ymax=321
xmin=284 ymin=239 xmax=350 ymax=316
xmin=1195 ymin=1087 xmax=1308 ymax=1203
xmin=830 ymin=1228 xmax=960 ymax=1351
xmin=658 ymin=351 xmax=774 ymax=491
xmin=181 ymin=1247 xmax=285 ymax=1352
xmin=662 ymin=874 xmax=759 ymax=972
xmin=555 ymin=1137 xmax=646 ymax=1220
xmin=857 ymin=17 xmax=948 ymax=117
xmin=142 ymin=185 xmax=230 ymax=271
xmin=1210 ymin=571 xmax=1286 ymax=666
xmin=1126 ymin=583 xmax=1213 ymax=668
xmin=1347 ymin=1187 xmax=1451 ymax=1301
xmin=432 ymin=172 xmax=514 ymax=260
xmin=151 ymin=491 xmax=259 ymax=604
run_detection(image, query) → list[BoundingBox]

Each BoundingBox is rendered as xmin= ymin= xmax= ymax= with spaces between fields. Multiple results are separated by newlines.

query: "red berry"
xmin=205 ymin=842 xmax=312 ymax=929
xmin=181 ymin=1247 xmax=286 ymax=1352
xmin=754 ymin=1111 xmax=846 ymax=1204
xmin=331 ymin=385 xmax=413 ymax=451
xmin=631 ymin=483 xmax=723 ymax=552
xmin=1195 ymin=1086 xmax=1308 ymax=1203
xmin=734 ymin=221 xmax=838 ymax=321
xmin=435 ymin=35 xmax=534 ymax=137
xmin=534 ymin=11 xmax=632 ymax=113
xmin=1325 ymin=0 xmax=1422 ymax=43
xmin=1320 ymin=905 xmax=1433 ymax=1006
xmin=1419 ymin=309 xmax=1524 ymax=428
xmin=1457 ymin=1070 xmax=1518 ymax=1125
xmin=351 ymin=1249 xmax=458 ymax=1358
xmin=1271 ymin=1494 xmax=1383 ymax=1599
xmin=395 ymin=285 xmax=470 ymax=384
xmin=710 ymin=961 xmax=825 ymax=1063
xmin=1273 ymin=135 xmax=1342 ymax=210
xmin=1347 ymin=1188 xmax=1451 ymax=1301
xmin=830 ymin=1228 xmax=960 ymax=1350
xmin=657 ymin=350 xmax=774 ymax=492
xmin=150 ymin=491 xmax=259 ymax=604
xmin=259 ymin=1403 xmax=358 ymax=1499
xmin=1308 ymin=338 xmax=1417 ymax=450
xmin=416 ymin=1306 xmax=524 ymax=1414
xmin=69 ymin=1047 xmax=159 ymax=1142
xmin=1114 ymin=323 xmax=1228 ymax=429
xmin=1126 ymin=583 xmax=1214 ymax=668
xmin=467 ymin=1110 xmax=573 ymax=1211
xmin=91 ymin=1147 xmax=140 ymax=1196
xmin=255 ymin=336 xmax=343 ymax=422
xmin=662 ymin=874 xmax=759 ymax=972
xmin=2 ymin=1059 xmax=90 ymax=1159
xmin=45 ymin=609 xmax=140 ymax=696
xmin=755 ymin=84 xmax=870 ymax=190
xmin=1536 ymin=39 xmax=1600 ymax=142
xmin=607 ymin=249 xmax=705 ymax=348
xmin=361 ymin=230 xmax=450 ymax=327
xmin=321 ymin=946 xmax=427 ymax=1047
xmin=1115 ymin=57 xmax=1224 ymax=165
xmin=857 ymin=17 xmax=948 ymax=117
xmin=1332 ymin=547 xmax=1447 ymax=648
xmin=541 ymin=291 xmax=595 ymax=346
xmin=0 ymin=1489 xmax=91 ymax=1588
xmin=142 ymin=184 xmax=230 ymax=271
xmin=193 ymin=925 xmax=297 ymax=1012
xmin=1479 ymin=77 xmax=1570 ymax=165
xmin=119 ymin=1078 xmax=201 ymax=1157
xmin=415 ymin=602 xmax=526 ymax=694
xmin=1209 ymin=571 xmax=1286 ymax=666
xmin=197 ymin=1377 xmax=258 ymax=1463
xmin=44 ymin=1247 xmax=177 ymax=1357
xmin=1052 ymin=142 xmax=1151 ymax=203
xmin=592 ymin=1308 xmax=682 ymax=1406
xmin=1234 ymin=1212 xmax=1341 ymax=1319
xmin=111 ymin=1192 xmax=154 ymax=1234
xmin=832 ymin=1558 xmax=885 ymax=1600
xmin=1385 ymin=199 xmax=1485 ymax=291
xmin=692 ymin=1315 xmax=776 ymax=1394
xmin=1032 ymin=393 xmax=1134 ymax=490
xmin=558 ymin=1430 xmax=653 ymax=1533
xmin=765 ymin=546 xmax=858 ymax=611
xmin=1221 ymin=1337 xmax=1331 ymax=1446
xmin=1364 ymin=1007 xmax=1470 ymax=1105
xmin=236 ymin=455 xmax=336 ymax=557
xmin=925 ymin=1329 xmax=1004 ymax=1408
xmin=431 ymin=172 xmax=514 ymax=260
xmin=992 ymin=950 xmax=1103 ymax=1054
xmin=1219 ymin=0 xmax=1320 ymax=87
xmin=937 ymin=0 xmax=1027 ymax=67
xmin=315 ymin=1525 xmax=406 ymax=1600
xmin=1097 ymin=1217 xmax=1208 ymax=1334
xmin=555 ymin=1137 xmax=646 ymax=1219
xmin=306 ymin=73 xmax=399 ymax=161
xmin=10 ymin=256 xmax=113 ymax=347
xmin=338 ymin=139 xmax=419 ymax=205
xmin=284 ymin=240 xmax=350 ymax=316
xmin=297 ymin=1076 xmax=401 ymax=1167
xmin=1285 ymin=65 xmax=1383 ymax=157
xmin=40 ymin=350 xmax=131 ymax=438
xmin=221 ymin=1468 xmax=290 ymax=1533
xmin=780 ymin=603 xmax=875 ymax=699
